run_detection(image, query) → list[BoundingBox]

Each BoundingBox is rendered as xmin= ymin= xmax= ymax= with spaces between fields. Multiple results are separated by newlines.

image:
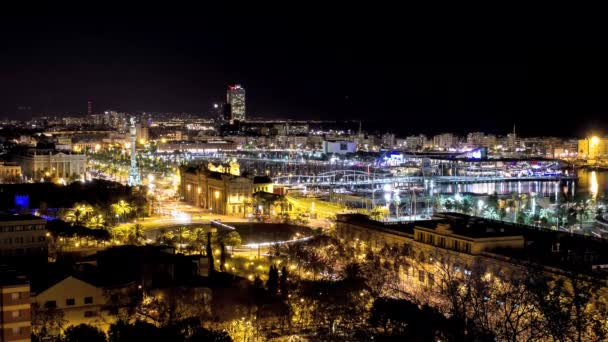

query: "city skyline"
xmin=1 ymin=8 xmax=607 ymax=138
xmin=3 ymin=6 xmax=608 ymax=339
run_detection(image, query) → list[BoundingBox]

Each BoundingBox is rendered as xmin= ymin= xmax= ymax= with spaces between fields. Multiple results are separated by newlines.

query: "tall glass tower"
xmin=127 ymin=117 xmax=141 ymax=186
xmin=227 ymin=84 xmax=246 ymax=123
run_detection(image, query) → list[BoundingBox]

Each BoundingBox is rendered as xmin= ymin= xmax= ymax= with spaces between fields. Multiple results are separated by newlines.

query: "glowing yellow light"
xmin=197 ymin=187 xmax=201 ymax=194
xmin=125 ymin=142 xmax=131 ymax=149
xmin=139 ymin=139 xmax=145 ymax=144
xmin=214 ymin=190 xmax=220 ymax=199
xmin=590 ymin=171 xmax=599 ymax=201
xmin=160 ymin=138 xmax=167 ymax=143
xmin=591 ymin=136 xmax=600 ymax=145
xmin=94 ymin=144 xmax=101 ymax=151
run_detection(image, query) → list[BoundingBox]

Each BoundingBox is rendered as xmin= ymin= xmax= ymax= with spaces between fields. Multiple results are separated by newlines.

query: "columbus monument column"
xmin=127 ymin=117 xmax=141 ymax=186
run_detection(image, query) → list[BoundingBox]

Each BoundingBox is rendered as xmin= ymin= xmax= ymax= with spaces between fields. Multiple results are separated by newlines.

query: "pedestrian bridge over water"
xmin=272 ymin=170 xmax=575 ymax=187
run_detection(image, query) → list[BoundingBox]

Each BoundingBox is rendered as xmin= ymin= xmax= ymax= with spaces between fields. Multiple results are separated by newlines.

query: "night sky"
xmin=0 ymin=5 xmax=606 ymax=137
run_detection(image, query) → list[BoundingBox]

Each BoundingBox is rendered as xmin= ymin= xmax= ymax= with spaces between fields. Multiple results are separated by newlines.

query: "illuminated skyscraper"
xmin=87 ymin=100 xmax=93 ymax=115
xmin=226 ymin=84 xmax=246 ymax=123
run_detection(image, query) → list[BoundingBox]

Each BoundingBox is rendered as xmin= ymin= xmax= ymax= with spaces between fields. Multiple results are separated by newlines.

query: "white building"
xmin=323 ymin=140 xmax=356 ymax=155
xmin=433 ymin=133 xmax=454 ymax=150
xmin=12 ymin=149 xmax=87 ymax=180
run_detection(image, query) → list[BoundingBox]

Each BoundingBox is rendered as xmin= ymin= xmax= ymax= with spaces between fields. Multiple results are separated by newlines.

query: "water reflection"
xmin=577 ymin=169 xmax=608 ymax=199
xmin=438 ymin=180 xmax=570 ymax=196
xmin=590 ymin=171 xmax=598 ymax=201
xmin=436 ymin=170 xmax=608 ymax=200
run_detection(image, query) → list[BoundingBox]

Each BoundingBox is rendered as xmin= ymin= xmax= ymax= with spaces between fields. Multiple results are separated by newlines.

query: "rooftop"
xmin=420 ymin=213 xmax=524 ymax=239
xmin=0 ymin=213 xmax=45 ymax=223
xmin=338 ymin=212 xmax=608 ymax=275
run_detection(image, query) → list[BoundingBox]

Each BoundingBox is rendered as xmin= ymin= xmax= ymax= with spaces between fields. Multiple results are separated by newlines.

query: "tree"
xmin=63 ymin=324 xmax=107 ymax=342
xmin=539 ymin=207 xmax=554 ymax=227
xmin=87 ymin=214 xmax=106 ymax=229
xmin=220 ymin=231 xmax=242 ymax=255
xmin=219 ymin=241 xmax=227 ymax=272
xmin=458 ymin=195 xmax=473 ymax=214
xmin=369 ymin=206 xmax=388 ymax=221
xmin=482 ymin=207 xmax=500 ymax=220
xmin=112 ymin=224 xmax=145 ymax=245
xmin=206 ymin=231 xmax=215 ymax=274
xmin=128 ymin=224 xmax=145 ymax=245
xmin=64 ymin=202 xmax=95 ymax=225
xmin=111 ymin=200 xmax=132 ymax=223
xmin=31 ymin=302 xmax=67 ymax=339
xmin=577 ymin=200 xmax=591 ymax=230
xmin=279 ymin=266 xmax=289 ymax=299
xmin=487 ymin=192 xmax=499 ymax=210
xmin=267 ymin=265 xmax=279 ymax=296
xmin=188 ymin=227 xmax=209 ymax=255
xmin=174 ymin=226 xmax=188 ymax=251
xmin=108 ymin=320 xmax=165 ymax=342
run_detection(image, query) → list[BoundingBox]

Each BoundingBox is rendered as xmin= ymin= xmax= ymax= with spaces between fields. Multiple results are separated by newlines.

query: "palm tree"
xmin=111 ymin=200 xmax=132 ymax=223
xmin=65 ymin=203 xmax=94 ymax=225
xmin=189 ymin=227 xmax=208 ymax=255
xmin=128 ymin=224 xmax=145 ymax=245
xmin=174 ymin=226 xmax=189 ymax=252
xmin=539 ymin=207 xmax=554 ymax=227
xmin=220 ymin=231 xmax=242 ymax=255
xmin=87 ymin=214 xmax=105 ymax=229
xmin=460 ymin=195 xmax=473 ymax=215
xmin=482 ymin=208 xmax=500 ymax=220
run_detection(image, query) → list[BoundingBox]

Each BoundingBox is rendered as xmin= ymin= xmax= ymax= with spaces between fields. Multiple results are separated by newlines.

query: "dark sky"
xmin=0 ymin=5 xmax=606 ymax=137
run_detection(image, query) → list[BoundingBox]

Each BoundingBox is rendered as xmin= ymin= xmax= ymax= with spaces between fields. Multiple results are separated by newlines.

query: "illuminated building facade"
xmin=11 ymin=150 xmax=86 ymax=180
xmin=323 ymin=140 xmax=356 ymax=155
xmin=432 ymin=133 xmax=454 ymax=150
xmin=578 ymin=136 xmax=608 ymax=160
xmin=0 ymin=162 xmax=21 ymax=183
xmin=135 ymin=123 xmax=149 ymax=144
xmin=335 ymin=213 xmax=608 ymax=292
xmin=180 ymin=164 xmax=253 ymax=215
xmin=0 ymin=275 xmax=31 ymax=342
xmin=30 ymin=276 xmax=112 ymax=332
xmin=227 ymin=84 xmax=246 ymax=123
xmin=0 ymin=214 xmax=47 ymax=257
